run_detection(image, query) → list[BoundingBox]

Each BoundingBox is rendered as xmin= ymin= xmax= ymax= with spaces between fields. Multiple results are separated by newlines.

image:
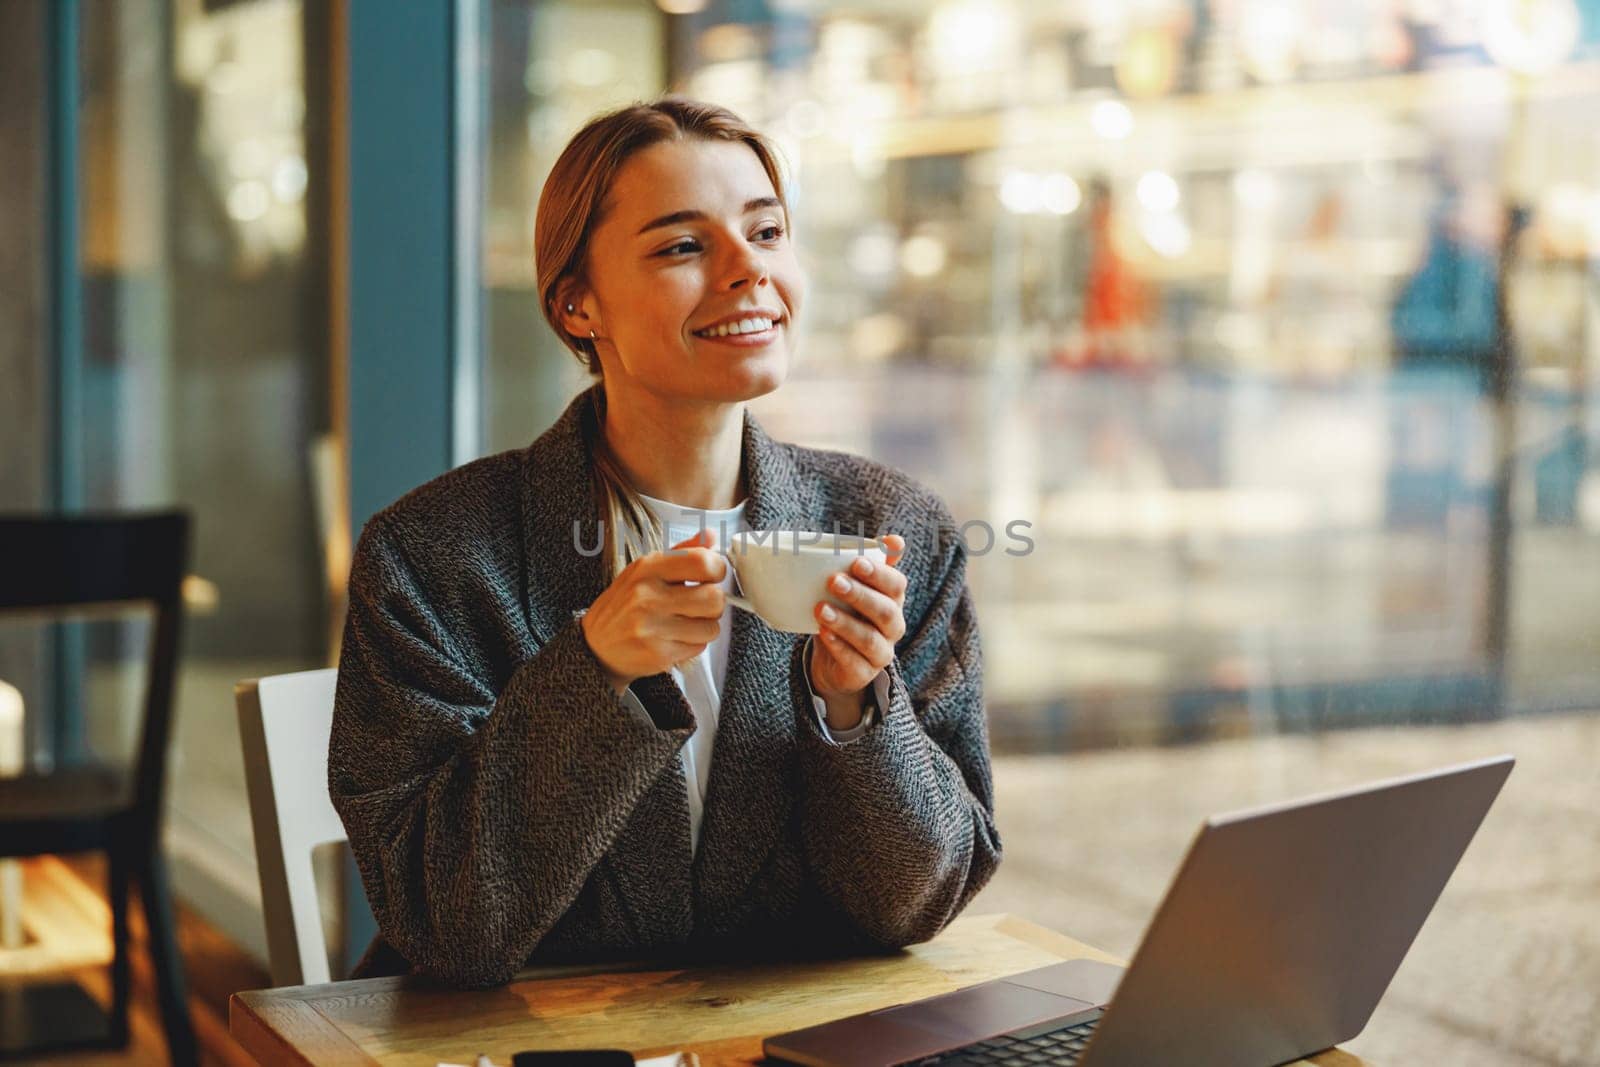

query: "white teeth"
xmin=696 ymin=316 xmax=775 ymax=338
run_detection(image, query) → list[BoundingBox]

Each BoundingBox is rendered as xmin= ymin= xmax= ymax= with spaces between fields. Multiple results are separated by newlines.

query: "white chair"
xmin=236 ymin=669 xmax=345 ymax=986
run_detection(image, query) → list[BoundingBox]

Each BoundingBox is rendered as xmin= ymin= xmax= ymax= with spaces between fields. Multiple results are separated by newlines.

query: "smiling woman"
xmin=326 ymin=95 xmax=999 ymax=989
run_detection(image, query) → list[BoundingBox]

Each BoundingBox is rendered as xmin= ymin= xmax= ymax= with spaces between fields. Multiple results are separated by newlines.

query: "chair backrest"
xmin=236 ymin=669 xmax=346 ymax=986
xmin=0 ymin=511 xmax=189 ymax=611
xmin=0 ymin=511 xmax=189 ymax=819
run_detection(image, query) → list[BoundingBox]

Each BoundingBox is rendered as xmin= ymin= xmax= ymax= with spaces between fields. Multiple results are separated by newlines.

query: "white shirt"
xmin=616 ymin=490 xmax=888 ymax=854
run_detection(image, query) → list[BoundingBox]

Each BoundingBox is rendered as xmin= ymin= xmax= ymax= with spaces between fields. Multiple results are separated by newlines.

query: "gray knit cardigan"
xmin=328 ymin=383 xmax=1000 ymax=989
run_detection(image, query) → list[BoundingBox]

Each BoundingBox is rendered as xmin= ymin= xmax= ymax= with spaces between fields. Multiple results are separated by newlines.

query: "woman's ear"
xmin=555 ymin=287 xmax=593 ymax=339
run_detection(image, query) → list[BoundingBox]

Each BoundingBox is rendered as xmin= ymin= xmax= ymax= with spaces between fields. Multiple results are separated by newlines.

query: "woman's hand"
xmin=580 ymin=528 xmax=727 ymax=694
xmin=808 ymin=534 xmax=907 ymax=722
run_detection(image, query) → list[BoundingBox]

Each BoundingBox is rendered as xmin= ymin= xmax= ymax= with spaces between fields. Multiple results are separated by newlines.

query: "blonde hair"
xmin=533 ymin=95 xmax=792 ymax=582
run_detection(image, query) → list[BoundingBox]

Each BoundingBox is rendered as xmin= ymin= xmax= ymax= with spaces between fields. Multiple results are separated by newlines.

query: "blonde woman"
xmin=329 ymin=95 xmax=999 ymax=989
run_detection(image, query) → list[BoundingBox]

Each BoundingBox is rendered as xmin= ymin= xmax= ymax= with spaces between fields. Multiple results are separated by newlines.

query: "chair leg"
xmin=108 ymin=848 xmax=132 ymax=1049
xmin=138 ymin=850 xmax=198 ymax=1067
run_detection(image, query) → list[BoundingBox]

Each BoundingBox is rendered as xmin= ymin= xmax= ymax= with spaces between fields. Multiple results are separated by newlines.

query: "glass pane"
xmin=1504 ymin=85 xmax=1600 ymax=713
xmin=77 ymin=0 xmax=327 ymax=929
xmin=0 ymin=0 xmax=54 ymax=766
xmin=482 ymin=0 xmax=667 ymax=453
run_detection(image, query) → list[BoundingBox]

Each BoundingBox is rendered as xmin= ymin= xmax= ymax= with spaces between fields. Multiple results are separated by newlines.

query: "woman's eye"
xmin=659 ymin=225 xmax=783 ymax=257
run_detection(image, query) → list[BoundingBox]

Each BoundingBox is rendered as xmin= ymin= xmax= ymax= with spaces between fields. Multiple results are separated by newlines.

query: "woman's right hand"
xmin=579 ymin=528 xmax=728 ymax=694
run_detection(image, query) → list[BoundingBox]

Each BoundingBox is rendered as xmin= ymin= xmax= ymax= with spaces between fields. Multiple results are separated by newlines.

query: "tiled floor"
xmin=970 ymin=711 xmax=1600 ymax=1067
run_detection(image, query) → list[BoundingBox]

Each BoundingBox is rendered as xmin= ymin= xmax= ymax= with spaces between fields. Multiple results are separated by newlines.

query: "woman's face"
xmin=565 ymin=137 xmax=805 ymax=406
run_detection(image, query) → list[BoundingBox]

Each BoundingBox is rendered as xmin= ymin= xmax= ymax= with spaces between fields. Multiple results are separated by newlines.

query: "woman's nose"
xmin=723 ymin=243 xmax=768 ymax=289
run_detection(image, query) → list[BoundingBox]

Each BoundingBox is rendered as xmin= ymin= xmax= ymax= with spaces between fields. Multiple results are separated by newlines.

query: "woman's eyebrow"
xmin=635 ymin=196 xmax=782 ymax=236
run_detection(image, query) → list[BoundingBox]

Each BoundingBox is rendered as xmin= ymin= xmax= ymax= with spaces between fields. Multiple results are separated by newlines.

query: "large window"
xmin=479 ymin=1 xmax=1600 ymax=733
xmin=477 ymin=4 xmax=1600 ymax=1063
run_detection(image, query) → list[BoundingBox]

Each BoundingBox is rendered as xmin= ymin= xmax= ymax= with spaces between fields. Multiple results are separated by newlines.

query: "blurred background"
xmin=1 ymin=0 xmax=1597 ymax=1064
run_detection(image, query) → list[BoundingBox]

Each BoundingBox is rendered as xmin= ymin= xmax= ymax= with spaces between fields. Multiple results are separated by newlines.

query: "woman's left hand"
xmin=809 ymin=534 xmax=907 ymax=701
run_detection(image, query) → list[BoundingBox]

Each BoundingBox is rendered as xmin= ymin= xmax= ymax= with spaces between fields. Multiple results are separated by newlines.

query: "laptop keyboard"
xmin=906 ymin=1016 xmax=1100 ymax=1066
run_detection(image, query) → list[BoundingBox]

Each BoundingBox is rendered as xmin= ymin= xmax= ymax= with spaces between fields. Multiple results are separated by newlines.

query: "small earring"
xmin=566 ymin=303 xmax=575 ymax=312
xmin=589 ymin=329 xmax=597 ymax=339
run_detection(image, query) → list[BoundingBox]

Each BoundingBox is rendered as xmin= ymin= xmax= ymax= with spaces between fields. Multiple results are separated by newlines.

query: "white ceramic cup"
xmin=718 ymin=531 xmax=889 ymax=633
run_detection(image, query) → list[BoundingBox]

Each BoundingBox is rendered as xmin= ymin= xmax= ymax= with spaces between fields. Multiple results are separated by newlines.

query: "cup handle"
xmin=719 ymin=550 xmax=757 ymax=614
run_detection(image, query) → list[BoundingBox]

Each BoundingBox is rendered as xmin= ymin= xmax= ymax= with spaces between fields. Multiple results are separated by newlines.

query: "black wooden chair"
xmin=0 ymin=511 xmax=198 ymax=1066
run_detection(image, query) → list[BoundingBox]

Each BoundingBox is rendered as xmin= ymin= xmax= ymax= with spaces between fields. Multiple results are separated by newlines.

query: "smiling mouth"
xmin=692 ymin=315 xmax=784 ymax=340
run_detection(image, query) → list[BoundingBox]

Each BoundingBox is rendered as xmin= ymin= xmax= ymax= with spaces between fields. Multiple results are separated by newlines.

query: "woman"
xmin=329 ymin=95 xmax=999 ymax=990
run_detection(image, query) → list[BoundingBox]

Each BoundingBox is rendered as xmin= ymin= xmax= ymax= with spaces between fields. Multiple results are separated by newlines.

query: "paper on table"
xmin=436 ymin=1054 xmax=699 ymax=1067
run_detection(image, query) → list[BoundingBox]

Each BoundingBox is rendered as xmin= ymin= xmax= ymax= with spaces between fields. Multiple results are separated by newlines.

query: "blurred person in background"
xmin=1057 ymin=177 xmax=1158 ymax=370
xmin=1390 ymin=181 xmax=1504 ymax=385
xmin=1387 ymin=182 xmax=1513 ymax=526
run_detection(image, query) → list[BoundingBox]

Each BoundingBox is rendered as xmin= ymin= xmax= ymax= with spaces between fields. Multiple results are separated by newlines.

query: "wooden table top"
xmin=229 ymin=913 xmax=1369 ymax=1066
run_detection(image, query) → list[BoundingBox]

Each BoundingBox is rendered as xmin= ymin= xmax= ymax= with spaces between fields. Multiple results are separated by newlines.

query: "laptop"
xmin=765 ymin=754 xmax=1513 ymax=1067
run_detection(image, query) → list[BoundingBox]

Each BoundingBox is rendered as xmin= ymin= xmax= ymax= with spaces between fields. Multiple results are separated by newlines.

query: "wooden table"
xmin=230 ymin=913 xmax=1369 ymax=1066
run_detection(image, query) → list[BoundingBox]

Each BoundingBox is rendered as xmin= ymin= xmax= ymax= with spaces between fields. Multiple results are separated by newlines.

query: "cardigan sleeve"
xmin=327 ymin=512 xmax=695 ymax=988
xmin=790 ymin=496 xmax=1001 ymax=947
